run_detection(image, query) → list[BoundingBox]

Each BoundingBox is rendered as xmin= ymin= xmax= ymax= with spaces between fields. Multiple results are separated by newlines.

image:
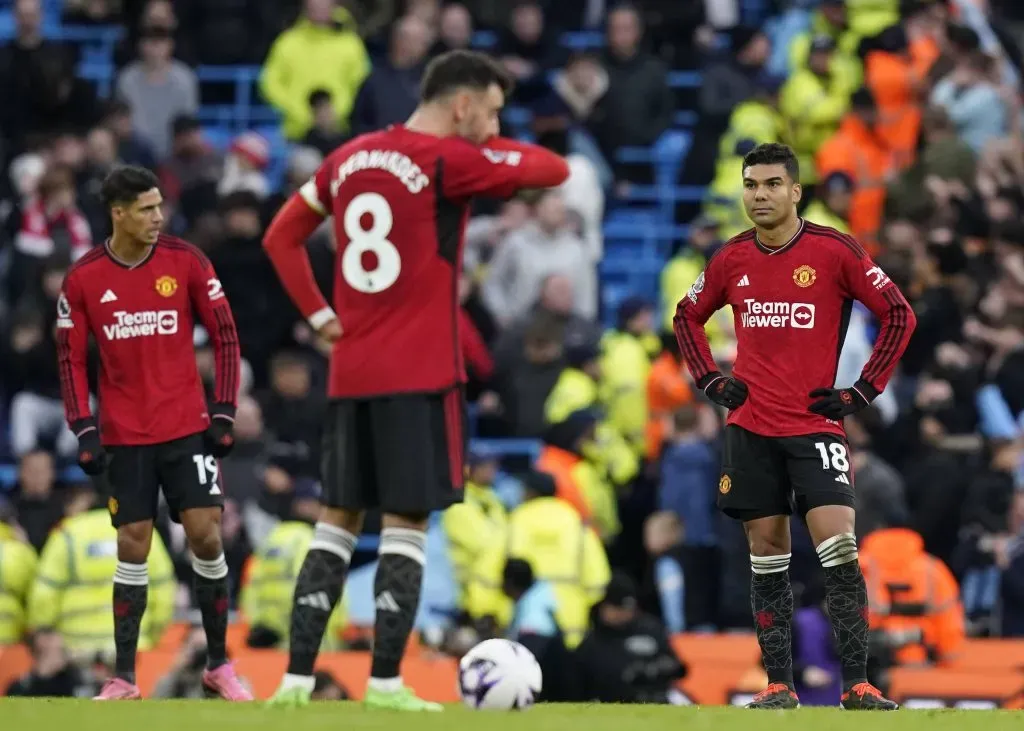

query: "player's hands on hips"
xmin=204 ymin=409 xmax=235 ymax=458
xmin=72 ymin=420 xmax=107 ymax=475
xmin=701 ymin=372 xmax=749 ymax=410
xmin=807 ymin=380 xmax=876 ymax=419
xmin=316 ymin=317 xmax=343 ymax=343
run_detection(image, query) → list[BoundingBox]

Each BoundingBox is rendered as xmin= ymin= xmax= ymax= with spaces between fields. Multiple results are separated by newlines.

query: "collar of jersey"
xmin=754 ymin=218 xmax=806 ymax=256
xmin=103 ymin=238 xmax=156 ymax=269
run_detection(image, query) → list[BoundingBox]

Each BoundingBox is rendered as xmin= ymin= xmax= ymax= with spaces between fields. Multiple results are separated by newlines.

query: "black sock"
xmin=113 ymin=562 xmax=148 ymax=683
xmin=823 ymin=560 xmax=870 ymax=688
xmin=370 ymin=527 xmax=425 ymax=681
xmin=286 ymin=524 xmax=356 ymax=676
xmin=817 ymin=533 xmax=869 ymax=689
xmin=193 ymin=554 xmax=230 ymax=670
xmin=750 ymin=555 xmax=794 ymax=687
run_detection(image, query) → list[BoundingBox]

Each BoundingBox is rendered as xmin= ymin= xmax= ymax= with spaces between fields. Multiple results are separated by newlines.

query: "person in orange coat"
xmin=864 ymin=22 xmax=940 ymax=170
xmin=859 ymin=526 xmax=966 ymax=666
xmin=816 ymin=88 xmax=893 ymax=254
xmin=645 ymin=334 xmax=694 ymax=461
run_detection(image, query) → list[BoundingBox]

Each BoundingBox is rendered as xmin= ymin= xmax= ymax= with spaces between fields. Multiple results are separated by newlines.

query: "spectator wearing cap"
xmin=601 ymin=298 xmax=657 ymax=457
xmin=803 ymin=170 xmax=854 ymax=233
xmin=864 ymin=13 xmax=941 ymax=170
xmin=536 ymin=408 xmax=604 ymax=528
xmin=115 ymin=17 xmax=199 ymax=159
xmin=545 ymin=337 xmax=639 ymax=499
xmin=442 ymin=447 xmax=507 ymax=608
xmin=218 ymin=132 xmax=271 ymax=199
xmin=698 ymin=26 xmax=772 ymax=133
xmin=501 ymin=557 xmax=577 ymax=701
xmin=574 ymin=571 xmax=687 ymax=703
xmin=780 ymin=33 xmax=860 ymax=188
xmin=464 ymin=467 xmax=610 ymax=650
xmin=302 ymin=89 xmax=348 ymax=157
xmin=659 ymin=215 xmax=733 ymax=350
xmin=817 ymin=87 xmax=892 ymax=253
xmin=788 ymin=0 xmax=869 ymax=84
xmin=705 ymin=137 xmax=759 ymax=240
xmin=349 ymin=14 xmax=432 ymax=138
xmin=716 ymin=70 xmax=786 ymax=167
xmin=260 ymin=0 xmax=370 ymax=141
xmin=158 ymin=114 xmax=222 ymax=228
xmin=482 ymin=188 xmax=594 ymax=326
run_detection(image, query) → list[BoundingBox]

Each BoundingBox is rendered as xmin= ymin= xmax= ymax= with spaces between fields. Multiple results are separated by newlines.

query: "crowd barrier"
xmin=2 ymin=625 xmax=1022 ymax=707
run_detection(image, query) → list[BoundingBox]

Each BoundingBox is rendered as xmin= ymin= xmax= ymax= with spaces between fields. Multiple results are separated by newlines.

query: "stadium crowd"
xmin=0 ymin=0 xmax=1023 ymax=704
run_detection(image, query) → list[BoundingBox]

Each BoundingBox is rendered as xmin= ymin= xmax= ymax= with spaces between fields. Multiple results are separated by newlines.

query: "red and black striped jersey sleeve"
xmin=186 ymin=243 xmax=241 ymax=414
xmin=836 ymin=231 xmax=917 ymax=397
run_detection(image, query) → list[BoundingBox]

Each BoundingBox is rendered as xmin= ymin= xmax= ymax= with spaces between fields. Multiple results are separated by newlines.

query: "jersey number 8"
xmin=341 ymin=192 xmax=402 ymax=293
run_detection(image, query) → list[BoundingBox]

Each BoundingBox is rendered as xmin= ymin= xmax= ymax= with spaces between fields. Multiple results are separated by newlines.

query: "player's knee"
xmin=117 ymin=522 xmax=153 ymax=562
xmin=381 ymin=512 xmax=429 ymax=532
xmin=318 ymin=506 xmax=364 ymax=535
xmin=816 ymin=532 xmax=858 ymax=568
xmin=187 ymin=528 xmax=223 ymax=561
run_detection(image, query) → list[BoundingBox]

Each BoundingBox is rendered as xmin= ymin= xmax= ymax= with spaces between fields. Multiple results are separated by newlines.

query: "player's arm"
xmin=826 ymin=241 xmax=917 ymax=408
xmin=441 ymin=137 xmax=570 ymax=200
xmin=672 ymin=252 xmax=747 ymax=409
xmin=262 ymin=162 xmax=340 ymax=339
xmin=56 ymin=275 xmax=107 ymax=473
xmin=189 ymin=253 xmax=241 ymax=454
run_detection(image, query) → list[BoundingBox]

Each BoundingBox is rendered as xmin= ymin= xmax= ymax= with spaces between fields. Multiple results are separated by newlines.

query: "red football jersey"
xmin=674 ymin=220 xmax=916 ymax=438
xmin=265 ymin=125 xmax=569 ymax=398
xmin=57 ymin=236 xmax=241 ymax=445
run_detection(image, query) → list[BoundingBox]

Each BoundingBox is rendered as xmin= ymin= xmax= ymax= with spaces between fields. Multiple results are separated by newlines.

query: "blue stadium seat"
xmin=560 ymin=31 xmax=604 ymax=50
xmin=667 ymin=71 xmax=702 ymax=89
xmin=471 ymin=30 xmax=497 ymax=49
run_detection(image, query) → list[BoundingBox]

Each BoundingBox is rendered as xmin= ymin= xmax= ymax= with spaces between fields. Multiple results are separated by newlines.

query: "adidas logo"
xmin=737 ymin=275 xmax=750 ymax=287
xmin=100 ymin=289 xmax=118 ymax=303
xmin=209 ymin=484 xmax=221 ymax=495
xmin=375 ymin=590 xmax=400 ymax=613
xmin=297 ymin=591 xmax=332 ymax=612
xmin=835 ymin=474 xmax=851 ymax=485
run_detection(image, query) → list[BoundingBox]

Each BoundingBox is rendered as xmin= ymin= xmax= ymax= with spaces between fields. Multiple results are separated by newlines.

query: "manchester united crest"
xmin=155 ymin=275 xmax=178 ymax=297
xmin=108 ymin=497 xmax=119 ymax=515
xmin=793 ymin=265 xmax=816 ymax=288
xmin=719 ymin=474 xmax=732 ymax=494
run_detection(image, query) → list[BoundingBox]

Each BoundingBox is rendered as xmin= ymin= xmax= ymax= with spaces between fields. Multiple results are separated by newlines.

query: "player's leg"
xmin=95 ymin=446 xmax=158 ymax=700
xmin=792 ymin=434 xmax=898 ymax=711
xmin=719 ymin=425 xmax=799 ymax=709
xmin=269 ymin=400 xmax=366 ymax=706
xmin=363 ymin=390 xmax=463 ymax=712
xmin=161 ymin=434 xmax=251 ymax=701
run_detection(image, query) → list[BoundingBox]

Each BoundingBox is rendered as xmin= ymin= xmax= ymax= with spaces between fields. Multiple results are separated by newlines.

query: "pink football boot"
xmin=93 ymin=677 xmax=142 ymax=700
xmin=202 ymin=663 xmax=254 ymax=701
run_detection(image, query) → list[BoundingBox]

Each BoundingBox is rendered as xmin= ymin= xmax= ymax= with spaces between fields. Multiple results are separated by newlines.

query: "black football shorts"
xmin=103 ymin=432 xmax=225 ymax=527
xmin=320 ymin=388 xmax=467 ymax=516
xmin=718 ymin=424 xmax=856 ymax=522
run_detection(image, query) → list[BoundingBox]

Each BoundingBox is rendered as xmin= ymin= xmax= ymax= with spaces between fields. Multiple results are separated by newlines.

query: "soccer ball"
xmin=457 ymin=638 xmax=543 ymax=710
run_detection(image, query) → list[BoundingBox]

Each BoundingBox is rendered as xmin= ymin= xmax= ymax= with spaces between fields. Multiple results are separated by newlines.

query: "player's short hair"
xmin=742 ymin=142 xmax=800 ymax=182
xmin=420 ymin=50 xmax=513 ymax=102
xmin=100 ymin=165 xmax=161 ymax=209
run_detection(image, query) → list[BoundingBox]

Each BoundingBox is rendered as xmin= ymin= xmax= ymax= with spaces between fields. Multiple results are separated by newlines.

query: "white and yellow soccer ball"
xmin=457 ymin=638 xmax=543 ymax=710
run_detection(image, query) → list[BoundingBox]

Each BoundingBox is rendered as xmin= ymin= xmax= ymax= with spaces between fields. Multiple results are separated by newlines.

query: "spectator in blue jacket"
xmin=658 ymin=404 xmax=720 ymax=630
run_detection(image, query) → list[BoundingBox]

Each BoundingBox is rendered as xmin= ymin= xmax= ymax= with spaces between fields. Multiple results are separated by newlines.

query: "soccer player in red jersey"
xmin=674 ymin=143 xmax=916 ymax=710
xmin=57 ymin=166 xmax=250 ymax=701
xmin=262 ymin=50 xmax=569 ymax=710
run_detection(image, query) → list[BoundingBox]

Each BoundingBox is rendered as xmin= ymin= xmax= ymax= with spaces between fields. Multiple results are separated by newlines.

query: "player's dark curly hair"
xmin=421 ymin=50 xmax=513 ymax=102
xmin=100 ymin=165 xmax=161 ymax=209
xmin=742 ymin=142 xmax=800 ymax=182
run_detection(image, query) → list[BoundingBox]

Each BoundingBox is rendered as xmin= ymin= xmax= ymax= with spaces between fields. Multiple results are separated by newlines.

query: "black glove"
xmin=203 ymin=405 xmax=236 ymax=458
xmin=699 ymin=372 xmax=749 ymax=410
xmin=808 ymin=380 xmax=877 ymax=419
xmin=72 ymin=419 xmax=107 ymax=476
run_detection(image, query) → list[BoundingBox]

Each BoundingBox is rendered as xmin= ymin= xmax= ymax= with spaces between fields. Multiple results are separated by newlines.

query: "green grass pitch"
xmin=0 ymin=699 xmax=1021 ymax=730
